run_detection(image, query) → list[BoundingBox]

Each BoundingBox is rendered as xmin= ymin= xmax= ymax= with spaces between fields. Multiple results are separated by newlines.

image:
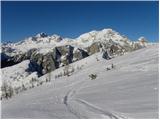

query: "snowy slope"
xmin=1 ymin=44 xmax=158 ymax=119
xmin=1 ymin=60 xmax=40 ymax=98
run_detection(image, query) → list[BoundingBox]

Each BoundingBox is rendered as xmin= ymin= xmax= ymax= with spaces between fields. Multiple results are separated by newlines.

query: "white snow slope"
xmin=1 ymin=44 xmax=159 ymax=119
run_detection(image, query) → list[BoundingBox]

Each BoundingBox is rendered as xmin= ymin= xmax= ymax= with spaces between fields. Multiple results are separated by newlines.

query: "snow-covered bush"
xmin=89 ymin=74 xmax=97 ymax=80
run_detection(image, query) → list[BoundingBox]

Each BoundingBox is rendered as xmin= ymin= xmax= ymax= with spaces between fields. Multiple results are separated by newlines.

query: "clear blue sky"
xmin=1 ymin=1 xmax=159 ymax=43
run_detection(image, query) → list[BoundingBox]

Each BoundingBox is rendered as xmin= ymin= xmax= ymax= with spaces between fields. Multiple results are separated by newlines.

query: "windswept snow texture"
xmin=1 ymin=44 xmax=159 ymax=119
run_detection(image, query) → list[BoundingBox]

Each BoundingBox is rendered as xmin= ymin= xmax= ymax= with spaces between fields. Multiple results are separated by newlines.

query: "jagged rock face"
xmin=1 ymin=45 xmax=89 ymax=75
xmin=30 ymin=52 xmax=56 ymax=75
xmin=102 ymin=51 xmax=111 ymax=60
xmin=1 ymin=49 xmax=37 ymax=68
xmin=1 ymin=53 xmax=10 ymax=61
xmin=30 ymin=45 xmax=88 ymax=74
xmin=109 ymin=44 xmax=125 ymax=56
xmin=13 ymin=49 xmax=37 ymax=63
xmin=138 ymin=37 xmax=148 ymax=47
xmin=54 ymin=45 xmax=74 ymax=65
xmin=36 ymin=32 xmax=48 ymax=38
xmin=132 ymin=42 xmax=143 ymax=50
xmin=73 ymin=48 xmax=89 ymax=62
xmin=85 ymin=41 xmax=132 ymax=56
xmin=86 ymin=42 xmax=102 ymax=55
xmin=1 ymin=28 xmax=148 ymax=76
xmin=1 ymin=53 xmax=17 ymax=68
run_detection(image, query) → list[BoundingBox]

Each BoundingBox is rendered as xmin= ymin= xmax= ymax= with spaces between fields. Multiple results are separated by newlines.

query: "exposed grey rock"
xmin=86 ymin=42 xmax=102 ymax=55
xmin=1 ymin=53 xmax=16 ymax=68
xmin=73 ymin=48 xmax=89 ymax=61
xmin=1 ymin=52 xmax=10 ymax=61
xmin=102 ymin=50 xmax=111 ymax=60
xmin=36 ymin=32 xmax=48 ymax=38
xmin=1 ymin=45 xmax=89 ymax=75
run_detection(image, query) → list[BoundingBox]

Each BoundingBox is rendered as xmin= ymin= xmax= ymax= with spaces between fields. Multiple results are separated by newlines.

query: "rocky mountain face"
xmin=1 ymin=28 xmax=147 ymax=76
xmin=1 ymin=45 xmax=89 ymax=75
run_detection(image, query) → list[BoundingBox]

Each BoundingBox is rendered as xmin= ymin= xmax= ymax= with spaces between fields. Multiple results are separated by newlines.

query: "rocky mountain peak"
xmin=101 ymin=28 xmax=114 ymax=33
xmin=138 ymin=37 xmax=148 ymax=42
xmin=1 ymin=28 xmax=149 ymax=70
xmin=35 ymin=32 xmax=48 ymax=38
xmin=50 ymin=34 xmax=63 ymax=42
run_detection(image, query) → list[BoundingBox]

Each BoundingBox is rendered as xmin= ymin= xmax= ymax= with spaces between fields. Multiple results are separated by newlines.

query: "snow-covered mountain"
xmin=1 ymin=28 xmax=150 ymax=98
xmin=1 ymin=28 xmax=146 ymax=56
xmin=1 ymin=28 xmax=147 ymax=69
xmin=1 ymin=28 xmax=158 ymax=118
xmin=1 ymin=44 xmax=158 ymax=118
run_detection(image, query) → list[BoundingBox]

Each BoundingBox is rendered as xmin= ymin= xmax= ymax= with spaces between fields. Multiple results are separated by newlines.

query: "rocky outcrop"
xmin=1 ymin=28 xmax=148 ymax=76
xmin=102 ymin=50 xmax=111 ymax=60
xmin=1 ymin=49 xmax=37 ymax=68
xmin=86 ymin=42 xmax=102 ymax=55
xmin=1 ymin=53 xmax=17 ymax=68
xmin=1 ymin=45 xmax=89 ymax=75
xmin=85 ymin=41 xmax=133 ymax=56
xmin=30 ymin=52 xmax=56 ymax=75
xmin=30 ymin=45 xmax=88 ymax=74
xmin=73 ymin=48 xmax=89 ymax=62
xmin=36 ymin=32 xmax=48 ymax=38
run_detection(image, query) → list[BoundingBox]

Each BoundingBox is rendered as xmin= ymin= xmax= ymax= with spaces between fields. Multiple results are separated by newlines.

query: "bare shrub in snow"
xmin=111 ymin=63 xmax=115 ymax=69
xmin=63 ymin=65 xmax=70 ymax=76
xmin=106 ymin=64 xmax=115 ymax=71
xmin=22 ymin=84 xmax=27 ymax=91
xmin=55 ymin=75 xmax=58 ymax=79
xmin=77 ymin=65 xmax=83 ymax=70
xmin=1 ymin=82 xmax=14 ymax=99
xmin=55 ymin=65 xmax=75 ymax=78
xmin=30 ymin=77 xmax=39 ymax=88
xmin=46 ymin=71 xmax=51 ymax=82
xmin=56 ymin=72 xmax=63 ymax=78
xmin=106 ymin=67 xmax=111 ymax=71
xmin=70 ymin=67 xmax=75 ymax=74
xmin=96 ymin=57 xmax=99 ymax=61
xmin=89 ymin=74 xmax=97 ymax=80
xmin=39 ymin=81 xmax=43 ymax=85
xmin=63 ymin=65 xmax=74 ymax=77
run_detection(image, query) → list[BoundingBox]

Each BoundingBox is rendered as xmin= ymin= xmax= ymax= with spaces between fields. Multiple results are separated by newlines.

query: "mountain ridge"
xmin=1 ymin=28 xmax=147 ymax=56
xmin=1 ymin=28 xmax=151 ymax=100
xmin=1 ymin=28 xmax=149 ymax=73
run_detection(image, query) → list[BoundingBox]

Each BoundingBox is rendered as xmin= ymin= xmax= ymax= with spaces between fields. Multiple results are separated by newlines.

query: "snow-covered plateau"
xmin=0 ymin=28 xmax=158 ymax=118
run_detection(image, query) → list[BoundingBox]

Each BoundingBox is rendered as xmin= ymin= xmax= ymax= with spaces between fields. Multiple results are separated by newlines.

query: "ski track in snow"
xmin=63 ymin=80 xmax=128 ymax=119
xmin=2 ymin=45 xmax=158 ymax=118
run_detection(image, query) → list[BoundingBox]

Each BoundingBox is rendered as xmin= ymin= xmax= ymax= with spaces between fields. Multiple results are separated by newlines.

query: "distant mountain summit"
xmin=1 ymin=28 xmax=147 ymax=56
xmin=1 ymin=28 xmax=153 ymax=100
xmin=1 ymin=28 xmax=149 ymax=72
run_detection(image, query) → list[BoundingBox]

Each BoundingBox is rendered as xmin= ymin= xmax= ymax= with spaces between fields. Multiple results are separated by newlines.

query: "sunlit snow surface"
xmin=1 ymin=44 xmax=159 ymax=119
xmin=1 ymin=29 xmax=142 ymax=56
